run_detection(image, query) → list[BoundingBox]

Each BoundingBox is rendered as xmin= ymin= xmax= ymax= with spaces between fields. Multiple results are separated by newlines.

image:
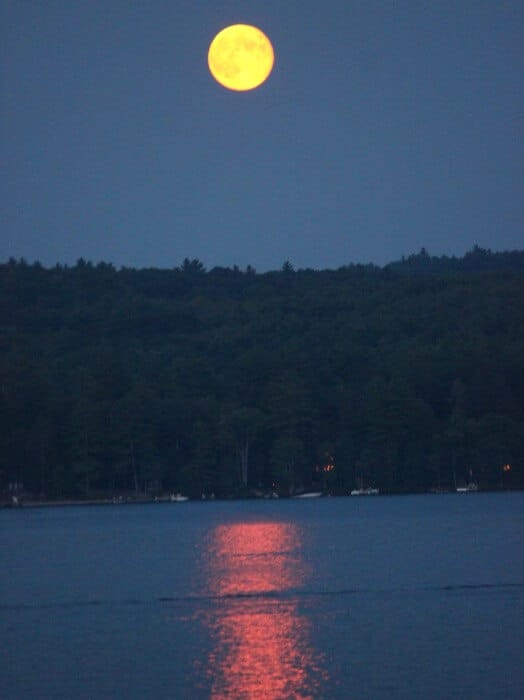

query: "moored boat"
xmin=456 ymin=482 xmax=479 ymax=493
xmin=455 ymin=469 xmax=479 ymax=493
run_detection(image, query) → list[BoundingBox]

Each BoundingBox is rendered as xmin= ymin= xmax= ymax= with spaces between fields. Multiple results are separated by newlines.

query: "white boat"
xmin=350 ymin=487 xmax=379 ymax=496
xmin=455 ymin=469 xmax=479 ymax=493
xmin=170 ymin=493 xmax=189 ymax=502
xmin=456 ymin=482 xmax=479 ymax=493
xmin=293 ymin=492 xmax=322 ymax=499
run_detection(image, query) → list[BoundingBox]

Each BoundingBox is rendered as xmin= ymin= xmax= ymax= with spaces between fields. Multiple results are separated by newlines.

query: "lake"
xmin=1 ymin=493 xmax=523 ymax=699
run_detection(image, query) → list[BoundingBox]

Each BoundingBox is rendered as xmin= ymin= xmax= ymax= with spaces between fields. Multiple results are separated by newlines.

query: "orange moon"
xmin=208 ymin=24 xmax=274 ymax=91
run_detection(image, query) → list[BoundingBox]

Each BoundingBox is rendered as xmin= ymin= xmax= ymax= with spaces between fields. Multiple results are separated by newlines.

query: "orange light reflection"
xmin=203 ymin=521 xmax=326 ymax=699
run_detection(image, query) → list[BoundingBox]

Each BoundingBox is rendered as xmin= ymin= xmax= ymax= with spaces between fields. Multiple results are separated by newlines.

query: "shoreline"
xmin=0 ymin=495 xmax=182 ymax=509
xmin=2 ymin=488 xmax=522 ymax=509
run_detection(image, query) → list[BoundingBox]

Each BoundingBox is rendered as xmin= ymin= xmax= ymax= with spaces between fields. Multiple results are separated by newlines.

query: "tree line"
xmin=1 ymin=247 xmax=523 ymax=499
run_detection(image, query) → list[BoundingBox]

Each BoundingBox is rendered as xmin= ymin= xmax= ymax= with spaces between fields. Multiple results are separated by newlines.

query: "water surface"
xmin=1 ymin=493 xmax=523 ymax=698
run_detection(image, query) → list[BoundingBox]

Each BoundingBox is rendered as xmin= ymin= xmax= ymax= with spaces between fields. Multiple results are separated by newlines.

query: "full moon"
xmin=208 ymin=24 xmax=274 ymax=91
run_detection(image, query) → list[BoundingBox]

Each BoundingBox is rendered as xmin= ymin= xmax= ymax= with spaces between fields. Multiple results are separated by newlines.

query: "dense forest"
xmin=1 ymin=247 xmax=523 ymax=500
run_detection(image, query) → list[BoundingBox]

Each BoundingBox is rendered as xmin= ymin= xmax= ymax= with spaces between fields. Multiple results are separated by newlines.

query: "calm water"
xmin=1 ymin=494 xmax=523 ymax=699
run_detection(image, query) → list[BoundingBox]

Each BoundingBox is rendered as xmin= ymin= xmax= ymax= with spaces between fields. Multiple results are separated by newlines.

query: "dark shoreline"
xmin=2 ymin=489 xmax=522 ymax=510
xmin=0 ymin=496 xmax=179 ymax=509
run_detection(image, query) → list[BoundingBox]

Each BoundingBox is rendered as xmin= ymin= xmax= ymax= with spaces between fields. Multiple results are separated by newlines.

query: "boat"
xmin=455 ymin=469 xmax=479 ymax=493
xmin=170 ymin=493 xmax=189 ymax=502
xmin=293 ymin=492 xmax=322 ymax=499
xmin=456 ymin=482 xmax=479 ymax=493
xmin=350 ymin=487 xmax=379 ymax=496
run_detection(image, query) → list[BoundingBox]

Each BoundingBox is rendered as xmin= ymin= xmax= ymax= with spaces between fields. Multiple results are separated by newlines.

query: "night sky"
xmin=2 ymin=1 xmax=523 ymax=271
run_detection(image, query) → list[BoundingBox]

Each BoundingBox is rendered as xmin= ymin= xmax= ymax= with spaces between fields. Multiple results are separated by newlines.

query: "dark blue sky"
xmin=2 ymin=1 xmax=523 ymax=271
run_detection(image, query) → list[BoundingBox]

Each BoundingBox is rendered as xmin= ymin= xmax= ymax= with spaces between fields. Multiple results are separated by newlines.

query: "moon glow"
xmin=208 ymin=24 xmax=274 ymax=91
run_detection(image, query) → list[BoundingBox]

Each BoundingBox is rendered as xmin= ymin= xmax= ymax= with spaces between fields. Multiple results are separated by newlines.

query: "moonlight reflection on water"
xmin=201 ymin=521 xmax=328 ymax=699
